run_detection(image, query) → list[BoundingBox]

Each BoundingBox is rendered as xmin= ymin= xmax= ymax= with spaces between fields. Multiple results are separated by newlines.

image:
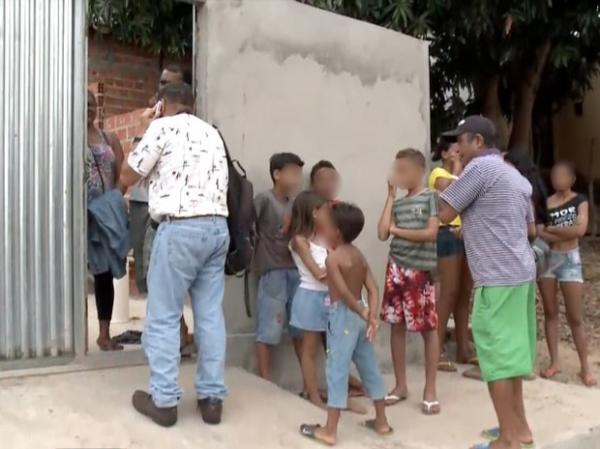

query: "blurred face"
xmin=274 ymin=165 xmax=303 ymax=194
xmin=551 ymin=164 xmax=575 ymax=192
xmin=392 ymin=157 xmax=424 ymax=190
xmin=159 ymin=69 xmax=183 ymax=89
xmin=87 ymin=91 xmax=97 ymax=127
xmin=319 ymin=207 xmax=342 ymax=249
xmin=442 ymin=143 xmax=460 ymax=162
xmin=456 ymin=132 xmax=483 ymax=165
xmin=312 ymin=167 xmax=340 ymax=201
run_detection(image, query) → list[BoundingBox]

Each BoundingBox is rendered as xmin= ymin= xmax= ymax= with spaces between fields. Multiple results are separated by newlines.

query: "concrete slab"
xmin=1 ymin=363 xmax=599 ymax=449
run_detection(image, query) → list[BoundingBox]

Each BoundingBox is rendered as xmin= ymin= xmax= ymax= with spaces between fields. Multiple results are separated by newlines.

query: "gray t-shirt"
xmin=390 ymin=189 xmax=438 ymax=272
xmin=253 ymin=190 xmax=295 ymax=277
xmin=441 ymin=152 xmax=536 ymax=288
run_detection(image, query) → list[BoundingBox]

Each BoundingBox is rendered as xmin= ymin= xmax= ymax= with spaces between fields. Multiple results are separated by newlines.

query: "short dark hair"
xmin=395 ymin=148 xmax=426 ymax=168
xmin=330 ymin=202 xmax=364 ymax=243
xmin=431 ymin=139 xmax=449 ymax=162
xmin=310 ymin=160 xmax=336 ymax=185
xmin=158 ymin=82 xmax=194 ymax=109
xmin=163 ymin=64 xmax=192 ymax=85
xmin=269 ymin=152 xmax=304 ymax=182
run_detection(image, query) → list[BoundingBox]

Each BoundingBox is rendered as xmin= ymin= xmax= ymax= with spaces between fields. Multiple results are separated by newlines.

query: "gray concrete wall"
xmin=196 ymin=0 xmax=430 ymax=385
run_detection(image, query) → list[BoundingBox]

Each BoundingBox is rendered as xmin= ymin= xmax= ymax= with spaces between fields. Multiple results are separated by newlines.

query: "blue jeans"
xmin=326 ymin=301 xmax=386 ymax=409
xmin=143 ymin=217 xmax=229 ymax=407
xmin=256 ymin=268 xmax=300 ymax=345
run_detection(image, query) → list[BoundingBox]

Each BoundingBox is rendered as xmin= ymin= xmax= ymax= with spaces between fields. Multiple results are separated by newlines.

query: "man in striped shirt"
xmin=439 ymin=116 xmax=537 ymax=449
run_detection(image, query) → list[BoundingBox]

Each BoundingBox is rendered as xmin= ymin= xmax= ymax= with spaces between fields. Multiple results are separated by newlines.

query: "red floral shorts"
xmin=380 ymin=259 xmax=438 ymax=332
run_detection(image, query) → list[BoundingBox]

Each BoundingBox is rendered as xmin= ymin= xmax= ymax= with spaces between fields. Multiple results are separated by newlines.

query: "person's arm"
xmin=292 ymin=236 xmax=327 ymax=280
xmin=363 ymin=264 xmax=380 ymax=342
xmin=106 ymin=131 xmax=125 ymax=192
xmin=439 ymin=163 xmax=485 ymax=224
xmin=325 ymin=252 xmax=364 ymax=317
xmin=434 ymin=177 xmax=453 ymax=192
xmin=377 ymin=181 xmax=396 ymax=241
xmin=546 ymin=202 xmax=589 ymax=239
xmin=390 ymin=217 xmax=439 ymax=242
xmin=526 ymin=201 xmax=537 ymax=241
xmin=120 ymin=121 xmax=164 ymax=189
xmin=537 ymin=226 xmax=564 ymax=243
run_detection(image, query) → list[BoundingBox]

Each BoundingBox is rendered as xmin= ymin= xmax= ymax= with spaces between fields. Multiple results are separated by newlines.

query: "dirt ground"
xmin=535 ymin=238 xmax=600 ymax=386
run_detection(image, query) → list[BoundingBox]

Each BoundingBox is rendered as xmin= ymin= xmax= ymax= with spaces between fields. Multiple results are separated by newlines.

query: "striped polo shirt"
xmin=389 ymin=189 xmax=438 ymax=272
xmin=440 ymin=152 xmax=536 ymax=288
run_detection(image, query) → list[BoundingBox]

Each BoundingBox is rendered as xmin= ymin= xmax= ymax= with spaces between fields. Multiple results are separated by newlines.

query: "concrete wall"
xmin=553 ymin=74 xmax=600 ymax=180
xmin=196 ymin=0 xmax=430 ymax=384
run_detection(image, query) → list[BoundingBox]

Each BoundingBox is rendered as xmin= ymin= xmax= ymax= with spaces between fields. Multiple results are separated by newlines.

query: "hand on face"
xmin=140 ymin=101 xmax=164 ymax=129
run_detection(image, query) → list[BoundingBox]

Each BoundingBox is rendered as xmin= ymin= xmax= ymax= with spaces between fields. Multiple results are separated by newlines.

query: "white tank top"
xmin=290 ymin=240 xmax=329 ymax=292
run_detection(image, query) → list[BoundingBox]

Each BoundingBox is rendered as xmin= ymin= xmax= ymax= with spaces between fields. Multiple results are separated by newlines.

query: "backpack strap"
xmin=244 ymin=270 xmax=252 ymax=318
xmin=213 ymin=125 xmax=233 ymax=164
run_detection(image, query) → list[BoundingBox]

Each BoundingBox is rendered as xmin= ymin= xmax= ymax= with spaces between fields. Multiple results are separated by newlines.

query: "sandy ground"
xmin=1 ymin=364 xmax=600 ymax=449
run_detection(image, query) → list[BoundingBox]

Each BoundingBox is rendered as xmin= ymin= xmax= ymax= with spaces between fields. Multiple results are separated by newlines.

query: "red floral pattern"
xmin=380 ymin=260 xmax=438 ymax=332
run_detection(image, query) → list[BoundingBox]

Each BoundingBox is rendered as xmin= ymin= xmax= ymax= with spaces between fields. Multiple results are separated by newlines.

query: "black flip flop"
xmin=299 ymin=424 xmax=334 ymax=446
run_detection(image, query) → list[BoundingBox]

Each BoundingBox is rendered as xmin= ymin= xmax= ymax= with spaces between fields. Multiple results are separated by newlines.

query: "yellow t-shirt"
xmin=428 ymin=167 xmax=462 ymax=227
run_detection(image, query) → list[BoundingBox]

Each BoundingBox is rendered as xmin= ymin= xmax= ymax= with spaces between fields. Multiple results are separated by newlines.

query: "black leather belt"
xmin=150 ymin=215 xmax=221 ymax=230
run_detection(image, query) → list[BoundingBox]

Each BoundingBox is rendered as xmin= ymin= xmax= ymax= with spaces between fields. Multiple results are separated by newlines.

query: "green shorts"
xmin=472 ymin=282 xmax=537 ymax=383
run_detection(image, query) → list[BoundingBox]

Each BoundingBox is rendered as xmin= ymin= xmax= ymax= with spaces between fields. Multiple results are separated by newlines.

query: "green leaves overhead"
xmin=88 ymin=0 xmax=193 ymax=57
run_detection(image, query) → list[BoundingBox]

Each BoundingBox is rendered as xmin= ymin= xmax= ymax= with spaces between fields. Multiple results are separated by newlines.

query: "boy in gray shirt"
xmin=255 ymin=153 xmax=305 ymax=380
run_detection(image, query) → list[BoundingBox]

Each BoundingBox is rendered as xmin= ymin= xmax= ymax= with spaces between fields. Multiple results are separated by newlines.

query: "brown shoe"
xmin=198 ymin=397 xmax=222 ymax=425
xmin=132 ymin=390 xmax=177 ymax=427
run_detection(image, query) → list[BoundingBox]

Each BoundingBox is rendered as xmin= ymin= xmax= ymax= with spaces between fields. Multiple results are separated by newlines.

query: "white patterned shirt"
xmin=128 ymin=114 xmax=228 ymax=221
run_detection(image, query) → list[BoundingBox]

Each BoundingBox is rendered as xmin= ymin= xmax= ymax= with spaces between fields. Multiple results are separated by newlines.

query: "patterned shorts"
xmin=380 ymin=259 xmax=438 ymax=332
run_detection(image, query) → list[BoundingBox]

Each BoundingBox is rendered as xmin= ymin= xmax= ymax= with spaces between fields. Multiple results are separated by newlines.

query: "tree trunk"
xmin=477 ymin=75 xmax=509 ymax=150
xmin=508 ymin=39 xmax=552 ymax=151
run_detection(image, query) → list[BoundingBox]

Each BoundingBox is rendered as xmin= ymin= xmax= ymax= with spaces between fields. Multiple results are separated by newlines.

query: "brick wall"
xmin=103 ymin=108 xmax=146 ymax=153
xmin=88 ymin=35 xmax=191 ymax=118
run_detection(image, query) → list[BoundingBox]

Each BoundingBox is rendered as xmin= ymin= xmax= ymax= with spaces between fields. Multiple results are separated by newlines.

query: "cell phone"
xmin=154 ymin=100 xmax=164 ymax=118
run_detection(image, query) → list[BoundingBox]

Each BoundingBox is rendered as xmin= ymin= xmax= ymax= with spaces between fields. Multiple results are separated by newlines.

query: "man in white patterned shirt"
xmin=121 ymin=82 xmax=229 ymax=427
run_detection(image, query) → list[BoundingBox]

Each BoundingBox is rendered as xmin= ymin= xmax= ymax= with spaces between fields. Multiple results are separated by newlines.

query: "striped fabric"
xmin=389 ymin=189 xmax=438 ymax=272
xmin=440 ymin=153 xmax=536 ymax=288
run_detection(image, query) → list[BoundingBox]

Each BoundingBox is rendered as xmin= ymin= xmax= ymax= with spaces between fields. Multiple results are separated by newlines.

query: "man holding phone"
xmin=122 ymin=82 xmax=229 ymax=428
xmin=130 ymin=65 xmax=195 ymax=353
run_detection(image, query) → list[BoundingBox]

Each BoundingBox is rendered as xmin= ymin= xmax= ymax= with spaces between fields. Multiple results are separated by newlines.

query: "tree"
xmin=88 ymin=0 xmax=193 ymax=60
xmin=301 ymin=0 xmax=600 ymax=154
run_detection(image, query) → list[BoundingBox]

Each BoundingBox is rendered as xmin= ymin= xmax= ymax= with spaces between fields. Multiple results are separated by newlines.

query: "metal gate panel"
xmin=0 ymin=0 xmax=86 ymax=364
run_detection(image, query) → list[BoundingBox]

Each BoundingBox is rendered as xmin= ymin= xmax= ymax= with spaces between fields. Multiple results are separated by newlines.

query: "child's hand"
xmin=366 ymin=317 xmax=379 ymax=342
xmin=387 ymin=177 xmax=397 ymax=198
xmin=360 ymin=307 xmax=370 ymax=322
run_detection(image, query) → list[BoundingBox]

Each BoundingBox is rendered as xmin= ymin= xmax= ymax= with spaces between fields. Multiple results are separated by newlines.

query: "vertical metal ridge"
xmin=1 ymin=0 xmax=82 ymax=365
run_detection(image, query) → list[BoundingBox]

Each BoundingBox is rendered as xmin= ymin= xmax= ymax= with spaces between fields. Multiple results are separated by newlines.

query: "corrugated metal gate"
xmin=0 ymin=0 xmax=86 ymax=366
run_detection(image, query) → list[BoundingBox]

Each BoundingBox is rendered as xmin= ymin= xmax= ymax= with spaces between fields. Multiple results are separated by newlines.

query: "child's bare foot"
xmin=300 ymin=424 xmax=336 ymax=446
xmin=364 ymin=419 xmax=393 ymax=436
xmin=540 ymin=365 xmax=561 ymax=379
xmin=579 ymin=371 xmax=597 ymax=387
xmin=345 ymin=398 xmax=367 ymax=415
xmin=384 ymin=386 xmax=407 ymax=406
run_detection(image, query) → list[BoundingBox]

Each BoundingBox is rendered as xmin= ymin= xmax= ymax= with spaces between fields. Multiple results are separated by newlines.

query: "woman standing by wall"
xmin=429 ymin=140 xmax=475 ymax=372
xmin=87 ymin=90 xmax=125 ymax=351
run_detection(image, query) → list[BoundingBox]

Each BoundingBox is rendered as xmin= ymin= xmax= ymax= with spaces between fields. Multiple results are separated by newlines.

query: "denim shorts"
xmin=290 ymin=287 xmax=329 ymax=332
xmin=437 ymin=226 xmax=464 ymax=258
xmin=256 ymin=268 xmax=301 ymax=345
xmin=326 ymin=301 xmax=386 ymax=409
xmin=540 ymin=248 xmax=583 ymax=283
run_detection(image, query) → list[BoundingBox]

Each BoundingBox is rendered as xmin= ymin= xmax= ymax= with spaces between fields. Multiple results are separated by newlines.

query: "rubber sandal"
xmin=421 ymin=400 xmax=441 ymax=415
xmin=384 ymin=393 xmax=407 ymax=406
xmin=363 ymin=419 xmax=393 ymax=436
xmin=299 ymin=424 xmax=334 ymax=446
xmin=438 ymin=360 xmax=458 ymax=372
xmin=481 ymin=427 xmax=536 ymax=448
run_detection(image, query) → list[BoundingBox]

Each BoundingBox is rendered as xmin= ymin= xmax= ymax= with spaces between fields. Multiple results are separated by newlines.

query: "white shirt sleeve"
xmin=127 ymin=120 xmax=165 ymax=177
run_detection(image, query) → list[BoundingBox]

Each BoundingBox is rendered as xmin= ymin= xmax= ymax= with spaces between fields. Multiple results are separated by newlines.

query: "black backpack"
xmin=214 ymin=126 xmax=257 ymax=278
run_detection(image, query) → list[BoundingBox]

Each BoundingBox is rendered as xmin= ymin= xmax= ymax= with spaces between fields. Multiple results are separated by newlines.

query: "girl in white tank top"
xmin=288 ymin=191 xmax=330 ymax=408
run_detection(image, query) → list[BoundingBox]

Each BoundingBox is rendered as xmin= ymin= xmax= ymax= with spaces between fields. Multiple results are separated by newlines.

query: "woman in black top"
xmin=537 ymin=161 xmax=596 ymax=386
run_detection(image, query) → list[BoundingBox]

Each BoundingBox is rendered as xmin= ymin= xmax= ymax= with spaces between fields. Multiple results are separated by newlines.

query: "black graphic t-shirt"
xmin=547 ymin=193 xmax=587 ymax=228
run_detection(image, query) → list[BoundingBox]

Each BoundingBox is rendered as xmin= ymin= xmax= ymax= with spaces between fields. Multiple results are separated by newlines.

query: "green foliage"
xmin=301 ymin=0 xmax=600 ymax=146
xmin=88 ymin=0 xmax=193 ymax=57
